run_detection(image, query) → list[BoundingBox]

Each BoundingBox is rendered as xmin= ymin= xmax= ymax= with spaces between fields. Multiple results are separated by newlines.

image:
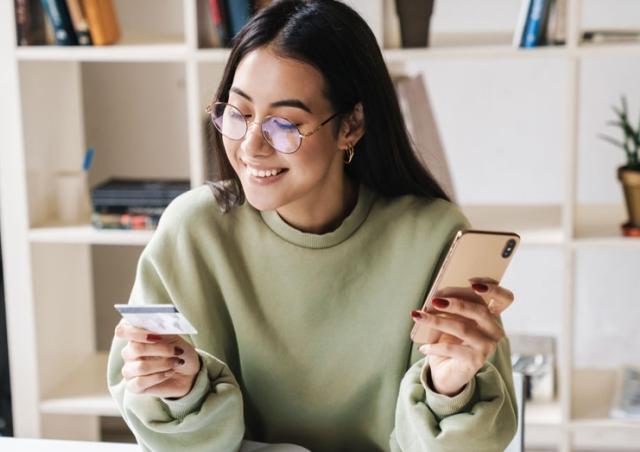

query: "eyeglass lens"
xmin=211 ymin=103 xmax=301 ymax=154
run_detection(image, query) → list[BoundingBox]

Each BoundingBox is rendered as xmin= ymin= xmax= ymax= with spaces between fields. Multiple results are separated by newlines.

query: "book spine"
xmin=15 ymin=0 xmax=30 ymax=46
xmin=92 ymin=212 xmax=161 ymax=230
xmin=40 ymin=0 xmax=78 ymax=45
xmin=210 ymin=0 xmax=230 ymax=46
xmin=65 ymin=0 xmax=92 ymax=45
xmin=513 ymin=0 xmax=533 ymax=47
xmin=92 ymin=197 xmax=173 ymax=208
xmin=81 ymin=0 xmax=120 ymax=45
xmin=522 ymin=0 xmax=549 ymax=48
xmin=224 ymin=0 xmax=251 ymax=40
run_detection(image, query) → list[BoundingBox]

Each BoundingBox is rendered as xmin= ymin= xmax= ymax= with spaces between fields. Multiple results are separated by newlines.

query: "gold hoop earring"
xmin=344 ymin=144 xmax=355 ymax=164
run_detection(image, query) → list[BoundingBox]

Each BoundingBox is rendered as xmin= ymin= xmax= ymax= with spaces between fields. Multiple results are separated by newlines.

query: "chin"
xmin=242 ymin=185 xmax=287 ymax=211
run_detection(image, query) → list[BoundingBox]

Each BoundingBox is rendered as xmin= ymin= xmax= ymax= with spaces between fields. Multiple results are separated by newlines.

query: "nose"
xmin=241 ymin=120 xmax=274 ymax=157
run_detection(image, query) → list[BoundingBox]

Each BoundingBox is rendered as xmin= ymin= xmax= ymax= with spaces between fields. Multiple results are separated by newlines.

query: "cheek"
xmin=223 ymin=137 xmax=239 ymax=168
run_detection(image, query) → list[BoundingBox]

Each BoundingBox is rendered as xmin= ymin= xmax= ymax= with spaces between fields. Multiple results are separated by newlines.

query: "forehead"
xmin=231 ymin=46 xmax=328 ymax=108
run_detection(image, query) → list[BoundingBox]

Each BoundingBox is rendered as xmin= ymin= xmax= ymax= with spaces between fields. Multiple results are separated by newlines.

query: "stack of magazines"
xmin=91 ymin=178 xmax=190 ymax=230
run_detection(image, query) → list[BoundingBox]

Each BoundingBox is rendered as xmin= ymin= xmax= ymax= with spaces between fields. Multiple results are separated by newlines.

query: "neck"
xmin=276 ymin=175 xmax=358 ymax=234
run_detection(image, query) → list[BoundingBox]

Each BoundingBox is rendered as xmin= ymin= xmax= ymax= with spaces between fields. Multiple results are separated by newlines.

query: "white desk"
xmin=0 ymin=437 xmax=310 ymax=451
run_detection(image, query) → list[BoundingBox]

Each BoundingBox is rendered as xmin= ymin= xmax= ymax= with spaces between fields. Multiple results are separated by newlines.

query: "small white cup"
xmin=55 ymin=171 xmax=92 ymax=225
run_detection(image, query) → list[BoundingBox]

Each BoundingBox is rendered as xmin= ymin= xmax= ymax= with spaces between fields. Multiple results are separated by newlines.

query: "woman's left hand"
xmin=411 ymin=278 xmax=514 ymax=396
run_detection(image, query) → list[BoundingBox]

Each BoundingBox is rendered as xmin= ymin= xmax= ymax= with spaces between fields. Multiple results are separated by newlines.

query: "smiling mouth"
xmin=243 ymin=162 xmax=288 ymax=178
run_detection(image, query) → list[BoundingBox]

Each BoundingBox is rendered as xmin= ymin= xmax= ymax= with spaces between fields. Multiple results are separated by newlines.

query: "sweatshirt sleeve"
xmin=388 ymin=336 xmax=518 ymax=452
xmin=106 ymin=195 xmax=245 ymax=452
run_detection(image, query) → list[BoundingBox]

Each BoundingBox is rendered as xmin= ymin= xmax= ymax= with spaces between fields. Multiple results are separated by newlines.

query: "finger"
xmin=115 ymin=320 xmax=182 ymax=344
xmin=114 ymin=320 xmax=166 ymax=343
xmin=430 ymin=297 xmax=505 ymax=342
xmin=468 ymin=279 xmax=514 ymax=315
xmin=418 ymin=343 xmax=485 ymax=371
xmin=121 ymin=340 xmax=186 ymax=361
xmin=122 ymin=357 xmax=184 ymax=380
xmin=413 ymin=312 xmax=497 ymax=356
xmin=139 ymin=374 xmax=193 ymax=399
xmin=127 ymin=369 xmax=176 ymax=394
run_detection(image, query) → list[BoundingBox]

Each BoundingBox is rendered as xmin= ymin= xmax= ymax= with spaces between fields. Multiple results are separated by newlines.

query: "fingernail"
xmin=147 ymin=334 xmax=163 ymax=342
xmin=174 ymin=346 xmax=184 ymax=356
xmin=432 ymin=298 xmax=449 ymax=309
xmin=175 ymin=358 xmax=185 ymax=366
xmin=472 ymin=283 xmax=489 ymax=293
xmin=411 ymin=310 xmax=422 ymax=319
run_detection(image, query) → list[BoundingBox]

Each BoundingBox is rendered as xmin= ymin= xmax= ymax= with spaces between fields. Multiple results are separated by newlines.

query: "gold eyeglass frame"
xmin=205 ymin=101 xmax=341 ymax=154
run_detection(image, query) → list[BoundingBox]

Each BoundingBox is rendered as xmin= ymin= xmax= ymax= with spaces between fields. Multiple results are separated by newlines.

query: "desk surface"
xmin=0 ymin=437 xmax=310 ymax=451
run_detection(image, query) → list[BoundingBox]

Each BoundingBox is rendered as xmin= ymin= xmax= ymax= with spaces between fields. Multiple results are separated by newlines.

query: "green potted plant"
xmin=599 ymin=95 xmax=640 ymax=235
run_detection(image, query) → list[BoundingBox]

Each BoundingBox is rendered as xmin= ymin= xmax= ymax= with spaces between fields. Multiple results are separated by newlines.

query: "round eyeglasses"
xmin=206 ymin=101 xmax=341 ymax=154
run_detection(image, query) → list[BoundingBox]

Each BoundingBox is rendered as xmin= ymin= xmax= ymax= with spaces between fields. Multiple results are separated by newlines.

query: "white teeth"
xmin=245 ymin=165 xmax=283 ymax=178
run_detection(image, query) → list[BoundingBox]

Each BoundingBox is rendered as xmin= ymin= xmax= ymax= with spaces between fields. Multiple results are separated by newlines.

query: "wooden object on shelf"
xmin=81 ymin=0 xmax=120 ymax=46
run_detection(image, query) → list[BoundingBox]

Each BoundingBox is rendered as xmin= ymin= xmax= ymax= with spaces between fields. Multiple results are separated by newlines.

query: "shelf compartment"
xmin=573 ymin=204 xmax=640 ymax=246
xmin=571 ymin=368 xmax=640 ymax=449
xmin=461 ymin=204 xmax=564 ymax=245
xmin=29 ymin=225 xmax=153 ymax=246
xmin=40 ymin=352 xmax=118 ymax=417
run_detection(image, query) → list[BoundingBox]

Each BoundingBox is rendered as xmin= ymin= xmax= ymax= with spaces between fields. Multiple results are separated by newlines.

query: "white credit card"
xmin=114 ymin=304 xmax=198 ymax=335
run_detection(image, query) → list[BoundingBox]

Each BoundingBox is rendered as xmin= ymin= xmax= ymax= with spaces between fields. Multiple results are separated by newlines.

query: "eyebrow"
xmin=230 ymin=87 xmax=312 ymax=113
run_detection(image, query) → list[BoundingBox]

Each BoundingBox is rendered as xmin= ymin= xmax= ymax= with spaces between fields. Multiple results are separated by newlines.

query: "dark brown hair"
xmin=208 ymin=0 xmax=451 ymax=208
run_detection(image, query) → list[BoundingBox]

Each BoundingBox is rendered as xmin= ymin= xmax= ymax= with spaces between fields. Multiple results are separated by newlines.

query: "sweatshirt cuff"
xmin=161 ymin=355 xmax=210 ymax=419
xmin=420 ymin=360 xmax=476 ymax=418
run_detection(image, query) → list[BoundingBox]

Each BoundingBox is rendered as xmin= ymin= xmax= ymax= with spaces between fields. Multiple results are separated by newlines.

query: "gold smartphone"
xmin=410 ymin=229 xmax=520 ymax=344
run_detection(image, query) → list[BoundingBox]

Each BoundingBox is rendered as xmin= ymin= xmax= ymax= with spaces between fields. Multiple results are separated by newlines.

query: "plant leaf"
xmin=598 ymin=133 xmax=625 ymax=149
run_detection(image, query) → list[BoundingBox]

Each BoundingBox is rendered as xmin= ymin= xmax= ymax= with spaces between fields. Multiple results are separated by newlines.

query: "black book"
xmin=91 ymin=178 xmax=190 ymax=209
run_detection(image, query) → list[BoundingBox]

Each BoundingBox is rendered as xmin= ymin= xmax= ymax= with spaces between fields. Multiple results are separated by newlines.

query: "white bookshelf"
xmin=1 ymin=0 xmax=640 ymax=450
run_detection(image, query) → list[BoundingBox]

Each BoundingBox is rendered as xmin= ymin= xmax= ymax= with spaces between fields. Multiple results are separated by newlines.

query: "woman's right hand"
xmin=115 ymin=319 xmax=202 ymax=399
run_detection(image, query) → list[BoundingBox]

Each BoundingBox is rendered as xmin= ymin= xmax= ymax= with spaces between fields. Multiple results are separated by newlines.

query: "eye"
xmin=273 ymin=118 xmax=298 ymax=129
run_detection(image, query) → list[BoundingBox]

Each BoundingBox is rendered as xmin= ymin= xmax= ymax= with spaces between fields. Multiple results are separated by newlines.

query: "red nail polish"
xmin=147 ymin=334 xmax=163 ymax=342
xmin=411 ymin=310 xmax=422 ymax=319
xmin=432 ymin=298 xmax=449 ymax=309
xmin=472 ymin=283 xmax=489 ymax=293
xmin=174 ymin=346 xmax=184 ymax=356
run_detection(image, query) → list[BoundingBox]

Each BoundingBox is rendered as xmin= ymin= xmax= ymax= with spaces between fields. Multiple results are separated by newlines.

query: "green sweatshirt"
xmin=107 ymin=182 xmax=517 ymax=452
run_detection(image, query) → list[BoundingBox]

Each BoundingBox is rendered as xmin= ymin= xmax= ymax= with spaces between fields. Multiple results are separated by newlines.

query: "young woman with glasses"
xmin=108 ymin=1 xmax=518 ymax=450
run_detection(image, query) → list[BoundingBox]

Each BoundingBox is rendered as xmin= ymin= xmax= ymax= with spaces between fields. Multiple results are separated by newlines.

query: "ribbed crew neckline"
xmin=259 ymin=183 xmax=376 ymax=249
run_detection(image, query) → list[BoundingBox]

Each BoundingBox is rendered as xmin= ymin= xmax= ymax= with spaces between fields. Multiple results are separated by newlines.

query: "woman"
xmin=108 ymin=1 xmax=517 ymax=451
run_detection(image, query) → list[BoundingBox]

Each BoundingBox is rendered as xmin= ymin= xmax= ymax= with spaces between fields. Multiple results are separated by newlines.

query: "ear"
xmin=337 ymin=102 xmax=365 ymax=150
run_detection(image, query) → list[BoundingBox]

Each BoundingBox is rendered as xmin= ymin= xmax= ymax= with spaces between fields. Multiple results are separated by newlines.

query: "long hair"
xmin=208 ymin=0 xmax=452 ymax=209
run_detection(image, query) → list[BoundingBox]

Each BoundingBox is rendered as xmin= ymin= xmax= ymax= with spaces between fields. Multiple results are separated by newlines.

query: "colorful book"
xmin=14 ymin=0 xmax=47 ymax=45
xmin=65 ymin=0 xmax=91 ymax=45
xmin=209 ymin=0 xmax=230 ymax=46
xmin=40 ymin=0 xmax=78 ymax=45
xmin=81 ymin=0 xmax=120 ymax=45
xmin=513 ymin=0 xmax=532 ymax=47
xmin=225 ymin=0 xmax=251 ymax=41
xmin=92 ymin=212 xmax=161 ymax=230
xmin=522 ymin=0 xmax=551 ymax=48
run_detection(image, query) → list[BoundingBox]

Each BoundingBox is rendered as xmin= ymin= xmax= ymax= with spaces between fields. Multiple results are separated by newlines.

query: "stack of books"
xmin=14 ymin=0 xmax=120 ymax=46
xmin=91 ymin=178 xmax=190 ymax=231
